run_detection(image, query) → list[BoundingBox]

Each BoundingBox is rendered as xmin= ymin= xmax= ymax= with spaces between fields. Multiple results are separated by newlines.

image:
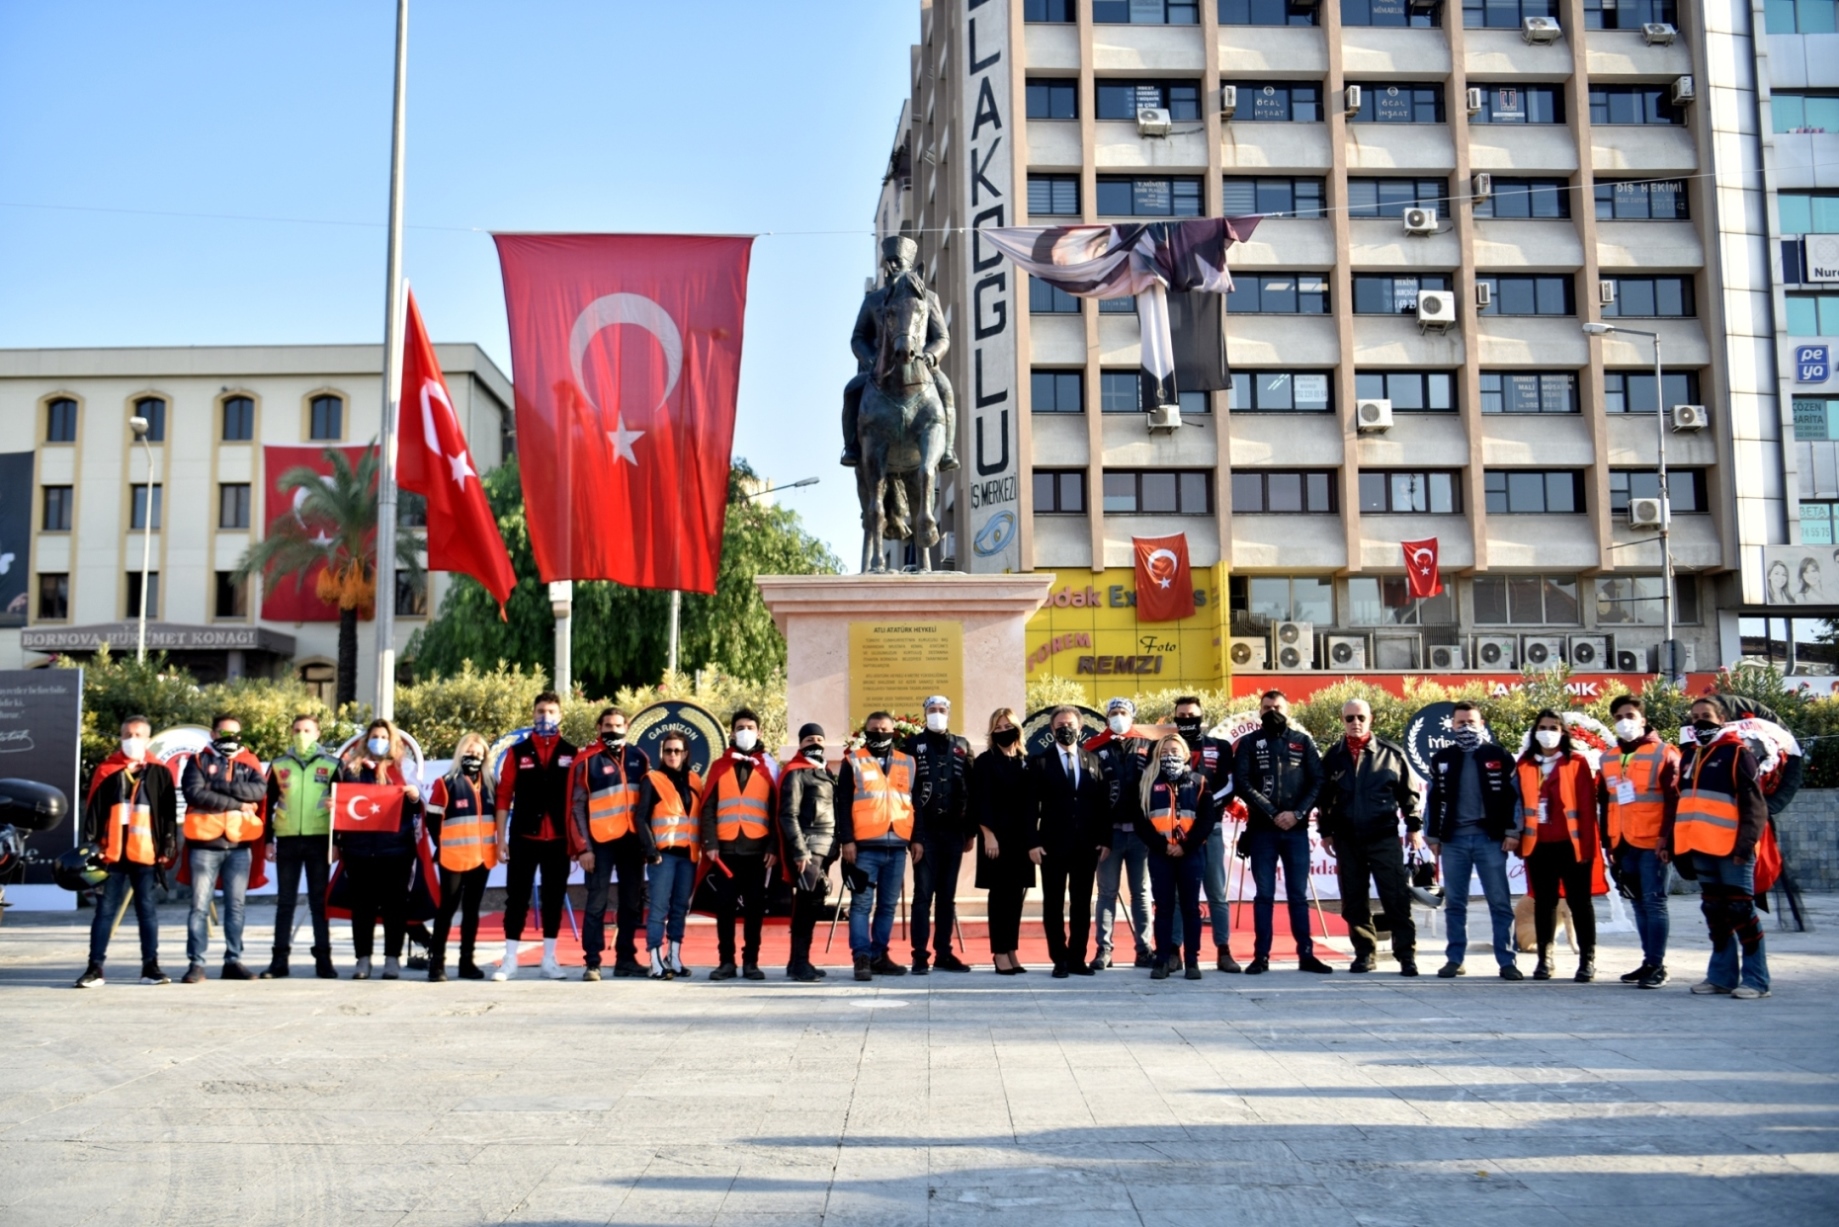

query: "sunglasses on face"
xmin=662 ymin=747 xmax=685 ymax=755
xmin=1343 ymin=715 xmax=1367 ymax=723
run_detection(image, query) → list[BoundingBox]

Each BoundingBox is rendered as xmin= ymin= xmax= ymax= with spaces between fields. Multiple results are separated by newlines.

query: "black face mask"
xmin=802 ymin=744 xmax=826 ymax=764
xmin=213 ymin=736 xmax=241 ymax=756
xmin=601 ymin=730 xmax=625 ymax=748
xmin=866 ymin=734 xmax=894 ymax=753
xmin=993 ymin=727 xmax=1021 ymax=748
xmin=459 ymin=755 xmax=484 ymax=776
xmin=1692 ymin=719 xmax=1721 ymax=740
xmin=1261 ymin=711 xmax=1286 ymax=734
xmin=1174 ymin=717 xmax=1204 ymax=746
xmin=1051 ymin=725 xmax=1079 ymax=747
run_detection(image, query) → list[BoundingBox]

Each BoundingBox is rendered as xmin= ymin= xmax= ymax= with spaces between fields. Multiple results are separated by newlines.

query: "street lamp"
xmin=1582 ymin=322 xmax=1676 ymax=677
xmin=740 ymin=475 xmax=820 ymax=501
xmin=128 ymin=414 xmax=157 ymax=663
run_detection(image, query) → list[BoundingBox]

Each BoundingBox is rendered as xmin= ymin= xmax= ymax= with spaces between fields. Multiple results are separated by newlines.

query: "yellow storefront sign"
xmin=1025 ymin=564 xmax=1230 ymax=705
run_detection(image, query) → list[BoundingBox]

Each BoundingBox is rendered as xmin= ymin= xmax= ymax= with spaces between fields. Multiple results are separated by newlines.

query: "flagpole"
xmin=667 ymin=590 xmax=681 ymax=676
xmin=373 ymin=0 xmax=410 ymax=721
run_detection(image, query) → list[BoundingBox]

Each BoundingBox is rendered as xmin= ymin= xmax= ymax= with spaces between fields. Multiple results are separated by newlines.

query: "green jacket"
xmin=265 ymin=747 xmax=341 ymax=838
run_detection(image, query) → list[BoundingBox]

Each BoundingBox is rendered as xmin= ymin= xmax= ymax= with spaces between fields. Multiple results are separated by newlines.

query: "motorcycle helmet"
xmin=53 ymin=842 xmax=108 ymax=892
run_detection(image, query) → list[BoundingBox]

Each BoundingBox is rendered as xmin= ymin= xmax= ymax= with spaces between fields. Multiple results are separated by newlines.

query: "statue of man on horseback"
xmin=840 ymin=235 xmax=959 ymax=573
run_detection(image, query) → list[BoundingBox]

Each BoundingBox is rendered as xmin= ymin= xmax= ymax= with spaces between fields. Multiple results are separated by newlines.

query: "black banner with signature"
xmin=0 ymin=668 xmax=83 ymax=883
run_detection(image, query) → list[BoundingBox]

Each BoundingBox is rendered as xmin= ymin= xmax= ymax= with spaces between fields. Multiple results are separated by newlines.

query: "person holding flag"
xmin=179 ymin=713 xmax=269 ymax=984
xmin=262 ymin=714 xmax=343 ymax=980
xmin=426 ymin=732 xmax=497 ymax=982
xmin=569 ymin=707 xmax=652 ymax=981
xmin=74 ymin=715 xmax=179 ymax=989
xmin=698 ymin=708 xmax=783 ymax=982
xmin=335 ymin=720 xmax=421 ymax=981
xmin=493 ymin=692 xmax=578 ymax=982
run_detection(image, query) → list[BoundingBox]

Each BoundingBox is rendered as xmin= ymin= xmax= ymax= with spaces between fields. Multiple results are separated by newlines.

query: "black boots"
xmin=259 ymin=948 xmax=290 ymax=979
xmin=1533 ymin=946 xmax=1556 ymax=980
xmin=312 ymin=946 xmax=337 ymax=979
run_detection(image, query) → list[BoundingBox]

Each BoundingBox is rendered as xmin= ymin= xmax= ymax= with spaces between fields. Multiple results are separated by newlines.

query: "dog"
xmin=1514 ymin=894 xmax=1578 ymax=954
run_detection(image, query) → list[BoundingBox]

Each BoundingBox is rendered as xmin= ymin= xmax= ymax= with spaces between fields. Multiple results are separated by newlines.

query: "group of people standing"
xmin=73 ymin=686 xmax=1774 ymax=999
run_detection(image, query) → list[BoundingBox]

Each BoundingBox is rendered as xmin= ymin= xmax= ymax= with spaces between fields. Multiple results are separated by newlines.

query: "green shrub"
xmin=393 ymin=662 xmax=551 ymax=760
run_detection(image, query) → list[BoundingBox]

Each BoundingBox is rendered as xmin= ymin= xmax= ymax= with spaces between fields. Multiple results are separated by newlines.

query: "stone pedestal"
xmin=755 ymin=573 xmax=1055 ymax=753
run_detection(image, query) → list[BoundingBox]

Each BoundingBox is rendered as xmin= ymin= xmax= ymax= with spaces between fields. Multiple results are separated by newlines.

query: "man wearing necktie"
xmin=1031 ymin=706 xmax=1112 ymax=977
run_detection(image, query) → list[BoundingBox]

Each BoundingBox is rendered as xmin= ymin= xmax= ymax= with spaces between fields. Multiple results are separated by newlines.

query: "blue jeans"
xmin=848 ymin=843 xmax=908 ymax=959
xmin=88 ymin=863 xmax=160 ymax=967
xmin=187 ymin=846 xmax=250 ymax=965
xmin=1439 ymin=828 xmax=1516 ymax=969
xmin=1249 ymin=826 xmax=1315 ymax=960
xmin=646 ymin=853 xmax=696 ymax=948
xmin=1201 ymin=824 xmax=1231 ymax=947
xmin=1094 ymin=827 xmax=1152 ymax=958
xmin=1617 ymin=845 xmax=1671 ymax=968
xmin=1691 ymin=851 xmax=1769 ymax=992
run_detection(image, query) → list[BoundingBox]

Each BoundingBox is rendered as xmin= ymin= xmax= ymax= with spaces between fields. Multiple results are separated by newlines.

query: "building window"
xmin=1353 ymin=273 xmax=1452 ymax=314
xmin=1348 ymin=575 xmax=1458 ymax=625
xmin=1595 ymin=574 xmax=1698 ymax=625
xmin=218 ymin=482 xmax=252 ymax=530
xmin=1462 ymin=0 xmax=1559 ymax=26
xmin=298 ymin=661 xmax=336 ymax=704
xmin=134 ymin=397 xmax=167 ymax=443
xmin=1473 ymin=573 xmax=1581 ymax=624
xmin=1223 ymin=176 xmax=1326 ymax=218
xmin=41 ymin=486 xmax=73 ymax=532
xmin=1095 ymin=176 xmax=1203 ymax=217
xmin=1098 ymin=296 xmax=1137 ymax=314
xmin=1774 ymin=92 xmax=1839 ymax=134
xmin=1779 ymin=191 xmax=1839 ymax=236
xmin=1584 ymin=0 xmax=1676 ymax=26
xmin=1609 ymin=468 xmax=1707 ymax=513
xmin=1034 ymin=470 xmax=1087 ymax=513
xmin=1029 ymin=280 xmax=1081 ymax=314
xmin=1342 ymin=0 xmax=1441 ymax=26
xmin=1026 ymin=79 xmax=1078 ymax=120
xmin=1230 ymin=370 xmax=1333 ymax=412
xmin=309 ymin=394 xmax=344 ymax=440
xmin=1096 ymin=80 xmax=1203 ymax=122
xmin=1484 ymin=470 xmax=1586 ymax=514
xmin=1605 ymin=370 xmax=1699 ymax=415
xmin=1595 ymin=180 xmax=1688 ymax=220
xmin=1219 ymin=0 xmax=1320 ymax=24
xmin=130 ymin=483 xmax=163 ymax=531
xmin=213 ymin=571 xmax=249 ymax=619
xmin=1786 ymin=292 xmax=1839 ymax=335
xmin=398 ymin=491 xmax=427 ymax=527
xmin=125 ymin=571 xmax=161 ymax=619
xmin=1350 ymin=84 xmax=1446 ymax=124
xmin=1480 ymin=372 xmax=1580 ymax=414
xmin=1226 ymin=82 xmax=1322 ymax=122
xmin=1228 ymin=275 xmax=1330 ymax=314
xmin=1476 ymin=275 xmax=1575 ymax=315
xmin=1100 ymin=371 xmax=1142 ymax=413
xmin=1106 ymin=470 xmax=1213 ymax=514
xmin=37 ymin=573 xmax=70 ymax=621
xmin=1355 ymin=370 xmax=1455 ymax=412
xmin=1589 ymin=86 xmax=1682 ymax=126
xmin=1604 ymin=277 xmax=1695 ymax=318
xmin=1473 ymin=179 xmax=1571 ymax=220
xmin=46 ymin=397 xmax=78 ymax=443
xmin=395 ymin=570 xmax=427 ymax=617
xmin=1231 ymin=470 xmax=1337 ymax=513
xmin=1028 ymin=175 xmax=1080 ymax=217
xmin=1468 ymin=85 xmax=1564 ymax=124
xmin=1231 ymin=574 xmax=1335 ymax=630
xmin=1031 ymin=370 xmax=1085 ymax=414
xmin=1768 ymin=0 xmax=1839 ymax=31
xmin=1094 ymin=0 xmax=1201 ymax=22
xmin=1358 ymin=471 xmax=1461 ymax=513
xmin=222 ymin=395 xmax=255 ymax=441
xmin=1347 ymin=179 xmax=1448 ymax=220
xmin=1801 ymin=499 xmax=1839 ymax=542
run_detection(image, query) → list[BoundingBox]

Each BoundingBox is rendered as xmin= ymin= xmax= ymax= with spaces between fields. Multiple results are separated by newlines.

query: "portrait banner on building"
xmin=260 ymin=444 xmax=372 ymax=623
xmin=0 ymin=451 xmax=33 ymax=627
xmin=1761 ymin=543 xmax=1839 ymax=605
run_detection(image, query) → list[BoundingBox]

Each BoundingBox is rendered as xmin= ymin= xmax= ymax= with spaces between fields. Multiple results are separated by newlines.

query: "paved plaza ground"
xmin=0 ymin=895 xmax=1835 ymax=1227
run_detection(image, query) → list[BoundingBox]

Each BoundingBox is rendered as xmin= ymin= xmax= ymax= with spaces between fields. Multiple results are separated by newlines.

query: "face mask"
xmin=1160 ymin=756 xmax=1186 ymax=780
xmin=1107 ymin=714 xmax=1131 ymax=736
xmin=213 ymin=736 xmax=241 ymax=756
xmin=925 ymin=711 xmax=949 ymax=733
xmin=865 ymin=732 xmax=894 ymax=752
xmin=1261 ymin=710 xmax=1286 ymax=733
xmin=532 ymin=718 xmax=559 ymax=737
xmin=1052 ymin=725 xmax=1079 ymax=747
xmin=459 ymin=754 xmax=484 ymax=775
xmin=733 ymin=729 xmax=758 ymax=753
xmin=292 ymin=732 xmax=318 ymax=755
xmin=121 ymin=737 xmax=148 ymax=759
xmin=1534 ymin=729 xmax=1563 ymax=751
xmin=1173 ymin=717 xmax=1204 ymax=746
xmin=1614 ymin=717 xmax=1644 ymax=742
xmin=992 ymin=727 xmax=1020 ymax=748
xmin=1692 ymin=719 xmax=1720 ymax=741
xmin=367 ymin=737 xmax=390 ymax=757
xmin=601 ymin=730 xmax=626 ymax=748
xmin=802 ymin=744 xmax=826 ymax=764
xmin=1452 ymin=726 xmax=1481 ymax=752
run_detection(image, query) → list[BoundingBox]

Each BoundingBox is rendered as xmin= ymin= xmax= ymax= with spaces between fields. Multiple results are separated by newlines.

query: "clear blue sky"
xmin=0 ymin=1 xmax=917 ymax=565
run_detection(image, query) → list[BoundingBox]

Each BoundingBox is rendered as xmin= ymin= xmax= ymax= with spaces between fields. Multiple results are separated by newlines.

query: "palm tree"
xmin=234 ymin=446 xmax=423 ymax=708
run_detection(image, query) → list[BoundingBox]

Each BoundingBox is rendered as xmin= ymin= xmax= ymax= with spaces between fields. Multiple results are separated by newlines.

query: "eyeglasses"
xmin=662 ymin=747 xmax=685 ymax=756
xmin=1343 ymin=715 xmax=1367 ymax=723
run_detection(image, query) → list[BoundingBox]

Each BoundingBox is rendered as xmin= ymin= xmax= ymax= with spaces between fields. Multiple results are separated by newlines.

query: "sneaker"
xmin=1298 ymin=955 xmax=1334 ymax=975
xmin=1690 ymin=979 xmax=1733 ymax=995
xmin=1133 ymin=950 xmax=1156 ymax=970
xmin=381 ymin=957 xmax=401 ymax=981
xmin=1348 ymin=954 xmax=1376 ymax=974
xmin=1499 ymin=964 xmax=1525 ymax=981
xmin=75 ymin=963 xmax=104 ymax=989
xmin=492 ymin=959 xmax=518 ymax=982
xmin=934 ymin=953 xmax=972 ymax=973
xmin=1398 ymin=961 xmax=1420 ymax=977
xmin=1620 ymin=962 xmax=1655 ymax=984
xmin=221 ymin=961 xmax=255 ymax=981
xmin=1731 ymin=985 xmax=1771 ymax=1000
xmin=648 ymin=950 xmax=672 ymax=981
xmin=1216 ymin=948 xmax=1242 ymax=974
xmin=743 ymin=964 xmax=766 ymax=981
xmin=910 ymin=954 xmax=931 ymax=976
xmin=581 ymin=966 xmax=602 ymax=982
xmin=351 ymin=957 xmax=372 ymax=982
xmin=538 ymin=955 xmax=565 ymax=981
xmin=1245 ymin=957 xmax=1269 ymax=975
xmin=181 ymin=963 xmax=207 ymax=985
xmin=1089 ymin=951 xmax=1112 ymax=971
xmin=709 ymin=962 xmax=738 ymax=982
xmin=139 ymin=963 xmax=170 ymax=985
xmin=1436 ymin=962 xmax=1466 ymax=979
xmin=869 ymin=955 xmax=908 ymax=976
xmin=1638 ymin=965 xmax=1670 ymax=990
xmin=854 ymin=955 xmax=873 ymax=982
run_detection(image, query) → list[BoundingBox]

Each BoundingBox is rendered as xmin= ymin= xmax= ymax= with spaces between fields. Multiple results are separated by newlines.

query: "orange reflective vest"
xmin=102 ymin=769 xmax=156 ymax=866
xmin=435 ymin=775 xmax=496 ymax=873
xmin=184 ymin=751 xmax=265 ymax=843
xmin=1674 ymin=742 xmax=1742 ymax=857
xmin=584 ymin=750 xmax=642 ymax=843
xmin=1516 ymin=756 xmax=1591 ymax=858
xmin=710 ymin=767 xmax=773 ymax=845
xmin=1148 ymin=782 xmax=1197 ymax=851
xmin=1600 ymin=740 xmax=1675 ymax=849
xmin=648 ymin=770 xmax=704 ymax=856
xmin=848 ymin=748 xmax=915 ymax=842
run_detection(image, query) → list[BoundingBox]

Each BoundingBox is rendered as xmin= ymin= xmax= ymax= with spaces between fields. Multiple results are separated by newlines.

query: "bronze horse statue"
xmin=855 ymin=272 xmax=948 ymax=573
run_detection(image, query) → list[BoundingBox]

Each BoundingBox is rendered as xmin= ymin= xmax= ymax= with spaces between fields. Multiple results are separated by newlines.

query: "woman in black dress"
xmin=973 ymin=706 xmax=1038 ymax=975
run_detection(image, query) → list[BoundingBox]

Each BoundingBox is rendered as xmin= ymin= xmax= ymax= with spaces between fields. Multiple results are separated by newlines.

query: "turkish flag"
xmin=331 ymin=782 xmax=406 ymax=833
xmin=1402 ymin=537 xmax=1443 ymax=599
xmin=396 ymin=291 xmax=517 ymax=613
xmin=492 ymin=233 xmax=755 ymax=593
xmin=1133 ymin=533 xmax=1195 ymax=622
xmin=260 ymin=444 xmax=371 ymax=622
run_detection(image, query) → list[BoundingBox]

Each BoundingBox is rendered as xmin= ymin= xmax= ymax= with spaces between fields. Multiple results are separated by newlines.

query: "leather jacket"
xmin=1232 ymin=723 xmax=1323 ymax=832
xmin=1317 ymin=736 xmax=1420 ymax=838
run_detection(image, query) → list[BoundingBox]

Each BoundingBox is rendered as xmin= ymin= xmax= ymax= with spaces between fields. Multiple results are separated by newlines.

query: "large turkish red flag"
xmin=260 ymin=444 xmax=370 ymax=623
xmin=492 ymin=234 xmax=754 ymax=593
xmin=397 ymin=290 xmax=517 ymax=613
xmin=1134 ymin=532 xmax=1195 ymax=623
xmin=1402 ymin=537 xmax=1443 ymax=598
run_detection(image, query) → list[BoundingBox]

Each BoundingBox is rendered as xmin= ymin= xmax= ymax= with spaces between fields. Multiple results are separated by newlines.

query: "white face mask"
xmin=1534 ymin=729 xmax=1563 ymax=751
xmin=733 ymin=728 xmax=758 ymax=753
xmin=1107 ymin=714 xmax=1131 ymax=735
xmin=1614 ymin=717 xmax=1644 ymax=742
xmin=925 ymin=711 xmax=949 ymax=732
xmin=121 ymin=737 xmax=148 ymax=760
xmin=367 ymin=736 xmax=391 ymax=757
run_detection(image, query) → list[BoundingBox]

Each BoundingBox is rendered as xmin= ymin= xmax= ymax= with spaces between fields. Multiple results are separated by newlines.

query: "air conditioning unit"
xmin=1643 ymin=21 xmax=1678 ymax=44
xmin=1466 ymin=86 xmax=1484 ymax=116
xmin=1417 ymin=289 xmax=1457 ymax=333
xmin=1137 ymin=106 xmax=1173 ymax=136
xmin=1615 ymin=646 xmax=1648 ymax=672
xmin=1325 ymin=635 xmax=1369 ymax=669
xmin=1599 ymin=279 xmax=1618 ymax=306
xmin=1344 ymin=84 xmax=1363 ymax=115
xmin=1220 ymin=85 xmax=1238 ymax=118
xmin=1403 ymin=206 xmax=1439 ymax=235
xmin=1229 ymin=637 xmax=1268 ymax=670
xmin=1356 ymin=398 xmax=1394 ymax=432
xmin=1662 ymin=640 xmax=1697 ymax=673
xmin=1522 ymin=15 xmax=1562 ymax=43
xmin=1628 ymin=497 xmax=1666 ymax=528
xmin=1568 ymin=635 xmax=1611 ymax=671
xmin=1148 ymin=403 xmax=1182 ymax=433
xmin=1672 ymin=75 xmax=1695 ymax=105
xmin=1373 ymin=633 xmax=1421 ymax=669
xmin=1672 ymin=403 xmax=1709 ymax=432
xmin=1522 ymin=636 xmax=1567 ymax=669
xmin=1474 ymin=635 xmax=1518 ymax=669
xmin=1429 ymin=644 xmax=1466 ymax=671
xmin=1472 ymin=172 xmax=1493 ymax=201
xmin=1274 ymin=621 xmax=1315 ymax=671
xmin=1476 ymin=282 xmax=1494 ymax=308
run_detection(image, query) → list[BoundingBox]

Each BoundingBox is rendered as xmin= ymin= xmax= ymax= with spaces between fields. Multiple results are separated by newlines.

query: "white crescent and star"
xmin=567 ymin=292 xmax=683 ymax=467
xmin=1146 ymin=548 xmax=1180 ymax=589
xmin=418 ymin=378 xmax=476 ymax=490
xmin=343 ymin=795 xmax=381 ymax=823
xmin=1410 ymin=547 xmax=1435 ymax=570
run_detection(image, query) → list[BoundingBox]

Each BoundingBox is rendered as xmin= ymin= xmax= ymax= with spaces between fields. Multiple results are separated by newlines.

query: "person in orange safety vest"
xmin=74 ymin=715 xmax=179 ymax=989
xmin=179 ymin=712 xmax=269 ymax=984
xmin=1514 ymin=710 xmax=1601 ymax=982
xmin=1676 ymin=696 xmax=1772 ymax=999
xmin=569 ymin=707 xmax=651 ymax=982
xmin=697 ymin=707 xmax=783 ymax=982
xmin=1597 ymin=694 xmax=1681 ymax=989
xmin=837 ymin=711 xmax=924 ymax=982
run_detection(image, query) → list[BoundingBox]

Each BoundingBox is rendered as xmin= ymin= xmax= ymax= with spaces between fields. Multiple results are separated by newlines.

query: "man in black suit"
xmin=1031 ymin=705 xmax=1113 ymax=977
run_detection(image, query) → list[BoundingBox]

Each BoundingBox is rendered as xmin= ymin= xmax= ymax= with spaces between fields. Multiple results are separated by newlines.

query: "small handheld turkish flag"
xmin=1401 ymin=537 xmax=1443 ymax=599
xmin=1133 ymin=533 xmax=1195 ymax=622
xmin=331 ymin=783 xmax=406 ymax=834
